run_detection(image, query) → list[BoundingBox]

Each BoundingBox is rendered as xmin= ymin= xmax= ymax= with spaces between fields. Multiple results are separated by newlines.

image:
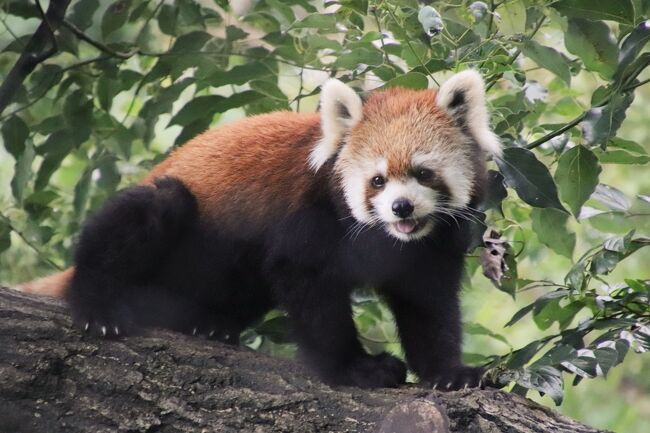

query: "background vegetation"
xmin=0 ymin=0 xmax=648 ymax=431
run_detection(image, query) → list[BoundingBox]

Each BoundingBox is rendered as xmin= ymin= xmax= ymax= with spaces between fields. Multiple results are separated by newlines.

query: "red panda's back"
xmin=146 ymin=111 xmax=323 ymax=234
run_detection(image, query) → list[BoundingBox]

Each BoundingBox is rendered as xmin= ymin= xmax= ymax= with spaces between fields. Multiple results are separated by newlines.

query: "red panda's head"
xmin=310 ymin=71 xmax=501 ymax=242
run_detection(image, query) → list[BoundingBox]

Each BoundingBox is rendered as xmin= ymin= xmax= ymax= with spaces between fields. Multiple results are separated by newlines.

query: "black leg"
xmin=384 ymin=272 xmax=484 ymax=390
xmin=273 ymin=268 xmax=406 ymax=388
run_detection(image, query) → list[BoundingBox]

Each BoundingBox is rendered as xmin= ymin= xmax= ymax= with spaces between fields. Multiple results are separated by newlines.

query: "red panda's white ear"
xmin=436 ymin=70 xmax=501 ymax=158
xmin=310 ymin=79 xmax=363 ymax=171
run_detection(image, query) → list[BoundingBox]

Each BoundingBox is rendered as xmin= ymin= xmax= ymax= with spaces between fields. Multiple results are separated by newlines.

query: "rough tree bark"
xmin=0 ymin=287 xmax=608 ymax=433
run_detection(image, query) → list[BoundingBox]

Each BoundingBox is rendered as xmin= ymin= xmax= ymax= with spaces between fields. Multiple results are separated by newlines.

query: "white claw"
xmin=224 ymin=334 xmax=230 ymax=340
xmin=432 ymin=382 xmax=439 ymax=390
xmin=84 ymin=322 xmax=89 ymax=332
xmin=192 ymin=327 xmax=197 ymax=336
xmin=479 ymin=379 xmax=484 ymax=389
xmin=114 ymin=326 xmax=119 ymax=335
xmin=446 ymin=382 xmax=453 ymax=390
xmin=208 ymin=330 xmax=215 ymax=338
xmin=463 ymin=383 xmax=469 ymax=390
xmin=101 ymin=326 xmax=107 ymax=336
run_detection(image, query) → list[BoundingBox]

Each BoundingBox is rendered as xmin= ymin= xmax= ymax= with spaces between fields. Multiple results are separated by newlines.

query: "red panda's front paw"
xmin=71 ymin=305 xmax=135 ymax=339
xmin=423 ymin=366 xmax=486 ymax=391
xmin=73 ymin=316 xmax=130 ymax=338
xmin=335 ymin=353 xmax=407 ymax=388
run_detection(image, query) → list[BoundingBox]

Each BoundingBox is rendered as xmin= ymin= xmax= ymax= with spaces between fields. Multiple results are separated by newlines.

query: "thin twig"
xmin=62 ymin=19 xmax=137 ymax=59
xmin=525 ymin=113 xmax=586 ymax=150
xmin=0 ymin=213 xmax=62 ymax=271
xmin=384 ymin=2 xmax=439 ymax=86
xmin=485 ymin=16 xmax=546 ymax=92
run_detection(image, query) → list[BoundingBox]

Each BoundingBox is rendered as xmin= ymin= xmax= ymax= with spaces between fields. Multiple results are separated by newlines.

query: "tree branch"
xmin=0 ymin=287 xmax=610 ymax=433
xmin=0 ymin=0 xmax=72 ymax=115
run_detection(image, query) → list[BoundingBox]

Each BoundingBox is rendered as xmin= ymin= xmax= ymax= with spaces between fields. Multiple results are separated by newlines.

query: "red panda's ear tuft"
xmin=436 ymin=70 xmax=501 ymax=158
xmin=309 ymin=79 xmax=363 ymax=171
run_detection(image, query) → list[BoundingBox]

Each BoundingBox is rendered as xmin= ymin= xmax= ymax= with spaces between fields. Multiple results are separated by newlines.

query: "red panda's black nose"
xmin=392 ymin=199 xmax=414 ymax=218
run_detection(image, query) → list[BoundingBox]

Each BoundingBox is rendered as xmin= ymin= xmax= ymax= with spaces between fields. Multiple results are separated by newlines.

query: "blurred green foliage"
xmin=1 ymin=0 xmax=649 ymax=431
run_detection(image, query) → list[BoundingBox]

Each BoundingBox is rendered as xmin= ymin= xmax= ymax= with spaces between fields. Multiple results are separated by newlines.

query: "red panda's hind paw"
xmin=423 ymin=366 xmax=486 ymax=391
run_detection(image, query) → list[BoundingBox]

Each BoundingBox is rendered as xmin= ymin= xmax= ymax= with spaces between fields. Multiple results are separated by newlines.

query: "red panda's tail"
xmin=14 ymin=267 xmax=74 ymax=298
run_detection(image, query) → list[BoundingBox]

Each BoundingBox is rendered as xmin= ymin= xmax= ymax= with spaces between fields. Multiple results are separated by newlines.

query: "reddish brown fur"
xmin=146 ymin=111 xmax=323 ymax=235
xmin=350 ymin=88 xmax=455 ymax=178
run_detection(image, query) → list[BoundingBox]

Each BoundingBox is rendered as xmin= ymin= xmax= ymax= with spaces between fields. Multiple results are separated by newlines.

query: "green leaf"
xmin=382 ymin=72 xmax=428 ymax=89
xmin=565 ymin=19 xmax=618 ymax=79
xmin=335 ymin=48 xmax=384 ymax=69
xmin=339 ymin=0 xmax=368 ymax=15
xmin=170 ymin=31 xmax=212 ymax=53
xmin=101 ymin=0 xmax=132 ymax=39
xmin=527 ymin=366 xmax=564 ymax=405
xmin=612 ymin=20 xmax=650 ymax=86
xmin=255 ymin=315 xmax=293 ymax=344
xmin=291 ymin=14 xmax=337 ymax=31
xmin=249 ymin=80 xmax=286 ymax=100
xmin=581 ymin=93 xmax=634 ymax=149
xmin=531 ymin=208 xmax=576 ymax=258
xmin=496 ymin=0 xmax=526 ymax=35
xmin=169 ymin=91 xmax=263 ymax=127
xmin=0 ymin=218 xmax=10 ymax=253
xmin=551 ymin=0 xmax=635 ymax=24
xmin=595 ymin=149 xmax=650 ymax=165
xmin=505 ymin=303 xmax=535 ymax=327
xmin=495 ymin=147 xmax=566 ymax=211
xmin=2 ymin=116 xmax=29 ymax=159
xmin=205 ymin=63 xmax=272 ymax=88
xmin=11 ymin=141 xmax=35 ymax=203
xmin=63 ymin=90 xmax=94 ymax=145
xmin=562 ymin=356 xmax=597 ymax=378
xmin=593 ymin=347 xmax=619 ymax=376
xmin=591 ymin=184 xmax=631 ymax=211
xmin=507 ymin=340 xmax=548 ymax=368
xmin=465 ymin=322 xmax=511 ymax=347
xmin=69 ymin=0 xmax=100 ymax=31
xmin=158 ymin=4 xmax=177 ymax=35
xmin=96 ymin=76 xmax=120 ymax=111
xmin=608 ymin=138 xmax=648 ymax=155
xmin=565 ymin=261 xmax=586 ymax=290
xmin=74 ymin=169 xmax=93 ymax=216
xmin=522 ymin=41 xmax=571 ymax=84
xmin=555 ymin=145 xmax=601 ymax=216
xmin=481 ymin=170 xmax=508 ymax=213
xmin=226 ymin=25 xmax=248 ymax=41
xmin=590 ymin=249 xmax=622 ymax=274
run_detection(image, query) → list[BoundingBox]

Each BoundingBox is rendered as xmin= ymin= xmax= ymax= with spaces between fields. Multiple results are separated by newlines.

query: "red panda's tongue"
xmin=395 ymin=219 xmax=417 ymax=234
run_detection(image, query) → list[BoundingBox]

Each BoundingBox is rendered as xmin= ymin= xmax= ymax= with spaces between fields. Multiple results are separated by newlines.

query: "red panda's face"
xmin=312 ymin=72 xmax=501 ymax=242
xmin=335 ymin=106 xmax=476 ymax=241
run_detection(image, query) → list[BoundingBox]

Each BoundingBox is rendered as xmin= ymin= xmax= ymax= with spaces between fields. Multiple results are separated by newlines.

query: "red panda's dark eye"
xmin=371 ymin=175 xmax=386 ymax=188
xmin=415 ymin=168 xmax=433 ymax=181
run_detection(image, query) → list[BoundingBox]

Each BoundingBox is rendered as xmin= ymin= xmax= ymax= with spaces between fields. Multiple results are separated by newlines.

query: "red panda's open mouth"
xmin=392 ymin=218 xmax=424 ymax=234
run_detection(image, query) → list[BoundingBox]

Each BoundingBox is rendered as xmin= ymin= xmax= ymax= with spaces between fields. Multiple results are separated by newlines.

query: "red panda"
xmin=16 ymin=70 xmax=500 ymax=389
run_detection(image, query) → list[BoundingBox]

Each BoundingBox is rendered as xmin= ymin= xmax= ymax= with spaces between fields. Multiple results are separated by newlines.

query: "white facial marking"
xmin=371 ymin=178 xmax=437 ymax=241
xmin=342 ymin=171 xmax=372 ymax=222
xmin=310 ymin=79 xmax=363 ymax=170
